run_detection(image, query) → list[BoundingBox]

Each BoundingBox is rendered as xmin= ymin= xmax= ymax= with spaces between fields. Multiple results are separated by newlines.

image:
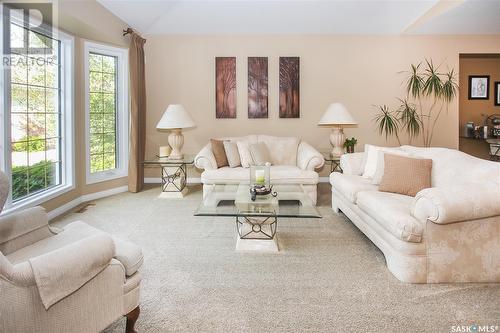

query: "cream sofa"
xmin=0 ymin=173 xmax=143 ymax=333
xmin=194 ymin=135 xmax=324 ymax=205
xmin=331 ymin=146 xmax=500 ymax=283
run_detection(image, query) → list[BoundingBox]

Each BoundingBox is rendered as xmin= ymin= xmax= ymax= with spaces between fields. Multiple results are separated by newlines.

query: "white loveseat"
xmin=331 ymin=146 xmax=500 ymax=283
xmin=194 ymin=135 xmax=324 ymax=205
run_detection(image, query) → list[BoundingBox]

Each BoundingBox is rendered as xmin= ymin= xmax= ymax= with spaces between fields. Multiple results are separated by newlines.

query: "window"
xmin=84 ymin=42 xmax=128 ymax=184
xmin=1 ymin=12 xmax=74 ymax=213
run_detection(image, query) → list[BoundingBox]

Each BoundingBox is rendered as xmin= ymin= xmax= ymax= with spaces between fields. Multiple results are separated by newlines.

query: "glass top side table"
xmin=142 ymin=155 xmax=194 ymax=198
xmin=321 ymin=151 xmax=343 ymax=173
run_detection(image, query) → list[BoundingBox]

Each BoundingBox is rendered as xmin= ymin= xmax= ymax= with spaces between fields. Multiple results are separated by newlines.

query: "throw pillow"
xmin=223 ymin=141 xmax=241 ymax=168
xmin=362 ymin=144 xmax=402 ymax=179
xmin=210 ymin=139 xmax=228 ymax=168
xmin=379 ymin=154 xmax=432 ymax=197
xmin=372 ymin=150 xmax=411 ymax=185
xmin=236 ymin=141 xmax=254 ymax=168
xmin=249 ymin=142 xmax=272 ymax=165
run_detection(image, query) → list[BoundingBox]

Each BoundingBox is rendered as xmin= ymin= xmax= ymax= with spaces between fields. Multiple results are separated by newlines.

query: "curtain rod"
xmin=122 ymin=28 xmax=133 ymax=36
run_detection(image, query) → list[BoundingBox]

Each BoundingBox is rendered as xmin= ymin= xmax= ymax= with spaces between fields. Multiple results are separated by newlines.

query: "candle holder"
xmin=249 ymin=163 xmax=277 ymax=201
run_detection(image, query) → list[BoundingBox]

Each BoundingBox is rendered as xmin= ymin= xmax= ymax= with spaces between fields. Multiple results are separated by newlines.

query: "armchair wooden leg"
xmin=125 ymin=306 xmax=140 ymax=333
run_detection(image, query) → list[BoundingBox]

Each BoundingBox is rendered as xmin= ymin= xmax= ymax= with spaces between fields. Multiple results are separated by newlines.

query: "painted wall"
xmin=458 ymin=54 xmax=500 ymax=160
xmin=143 ymin=34 xmax=500 ymax=178
xmin=39 ymin=0 xmax=130 ymax=213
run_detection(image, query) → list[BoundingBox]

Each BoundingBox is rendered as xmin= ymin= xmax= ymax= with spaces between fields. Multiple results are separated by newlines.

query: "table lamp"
xmin=318 ymin=103 xmax=357 ymax=157
xmin=156 ymin=104 xmax=195 ymax=159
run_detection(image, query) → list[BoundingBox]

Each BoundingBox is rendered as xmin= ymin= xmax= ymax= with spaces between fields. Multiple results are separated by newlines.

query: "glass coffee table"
xmin=194 ymin=184 xmax=321 ymax=252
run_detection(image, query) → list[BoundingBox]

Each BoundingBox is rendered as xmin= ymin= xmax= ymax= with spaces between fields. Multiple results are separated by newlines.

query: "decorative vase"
xmin=346 ymin=146 xmax=354 ymax=153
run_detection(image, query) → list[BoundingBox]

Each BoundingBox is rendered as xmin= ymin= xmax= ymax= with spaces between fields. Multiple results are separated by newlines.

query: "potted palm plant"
xmin=374 ymin=59 xmax=458 ymax=147
xmin=343 ymin=137 xmax=358 ymax=153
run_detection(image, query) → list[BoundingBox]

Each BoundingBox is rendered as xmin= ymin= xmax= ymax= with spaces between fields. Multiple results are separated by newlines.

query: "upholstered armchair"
xmin=0 ymin=171 xmax=143 ymax=333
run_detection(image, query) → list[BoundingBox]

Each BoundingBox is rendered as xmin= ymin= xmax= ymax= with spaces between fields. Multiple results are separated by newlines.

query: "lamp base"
xmin=168 ymin=129 xmax=184 ymax=160
xmin=329 ymin=128 xmax=345 ymax=157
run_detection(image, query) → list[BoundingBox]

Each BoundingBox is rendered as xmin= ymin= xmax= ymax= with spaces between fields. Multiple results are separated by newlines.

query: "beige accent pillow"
xmin=372 ymin=150 xmax=411 ymax=185
xmin=249 ymin=142 xmax=272 ymax=165
xmin=379 ymin=154 xmax=432 ymax=197
xmin=223 ymin=141 xmax=241 ymax=168
xmin=236 ymin=141 xmax=254 ymax=168
xmin=210 ymin=139 xmax=228 ymax=168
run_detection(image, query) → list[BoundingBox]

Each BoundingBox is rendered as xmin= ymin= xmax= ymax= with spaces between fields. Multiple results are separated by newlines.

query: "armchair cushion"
xmin=29 ymin=233 xmax=115 ymax=310
xmin=412 ymin=183 xmax=500 ymax=224
xmin=297 ymin=142 xmax=324 ymax=170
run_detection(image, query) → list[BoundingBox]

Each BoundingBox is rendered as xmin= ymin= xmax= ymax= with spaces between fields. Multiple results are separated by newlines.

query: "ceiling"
xmin=97 ymin=0 xmax=500 ymax=35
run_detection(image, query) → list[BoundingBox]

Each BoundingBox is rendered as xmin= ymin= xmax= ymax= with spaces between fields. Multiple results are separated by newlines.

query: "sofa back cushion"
xmin=401 ymin=146 xmax=500 ymax=187
xmin=379 ymin=154 xmax=432 ymax=197
xmin=257 ymin=135 xmax=299 ymax=166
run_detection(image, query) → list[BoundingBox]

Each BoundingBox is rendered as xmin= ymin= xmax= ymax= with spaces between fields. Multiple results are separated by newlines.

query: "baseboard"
xmin=144 ymin=177 xmax=201 ymax=184
xmin=48 ymin=186 xmax=129 ymax=221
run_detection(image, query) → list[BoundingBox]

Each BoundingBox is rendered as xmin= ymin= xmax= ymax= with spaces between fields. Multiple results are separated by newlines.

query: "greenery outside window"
xmin=84 ymin=42 xmax=128 ymax=184
xmin=1 ymin=14 xmax=74 ymax=213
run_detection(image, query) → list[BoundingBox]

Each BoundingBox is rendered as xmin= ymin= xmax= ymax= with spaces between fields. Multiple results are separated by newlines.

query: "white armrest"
xmin=297 ymin=142 xmax=324 ymax=170
xmin=0 ymin=206 xmax=52 ymax=249
xmin=0 ymin=252 xmax=35 ymax=287
xmin=412 ymin=183 xmax=500 ymax=224
xmin=340 ymin=153 xmax=364 ymax=175
xmin=194 ymin=143 xmax=217 ymax=170
xmin=29 ymin=233 xmax=115 ymax=309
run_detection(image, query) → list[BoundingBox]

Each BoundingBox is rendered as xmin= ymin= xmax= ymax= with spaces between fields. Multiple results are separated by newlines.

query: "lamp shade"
xmin=318 ymin=103 xmax=357 ymax=127
xmin=156 ymin=104 xmax=195 ymax=130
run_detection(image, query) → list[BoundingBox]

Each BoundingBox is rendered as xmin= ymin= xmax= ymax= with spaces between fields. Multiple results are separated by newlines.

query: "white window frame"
xmin=84 ymin=41 xmax=129 ymax=185
xmin=0 ymin=12 xmax=75 ymax=215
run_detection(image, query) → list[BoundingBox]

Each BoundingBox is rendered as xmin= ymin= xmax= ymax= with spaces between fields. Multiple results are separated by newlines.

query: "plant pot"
xmin=346 ymin=146 xmax=354 ymax=153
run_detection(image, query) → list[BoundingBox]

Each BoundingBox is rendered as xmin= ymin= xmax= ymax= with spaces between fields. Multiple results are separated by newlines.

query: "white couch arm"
xmin=194 ymin=143 xmax=217 ymax=170
xmin=29 ymin=233 xmax=115 ymax=309
xmin=297 ymin=142 xmax=324 ymax=170
xmin=411 ymin=183 xmax=500 ymax=224
xmin=340 ymin=152 xmax=364 ymax=175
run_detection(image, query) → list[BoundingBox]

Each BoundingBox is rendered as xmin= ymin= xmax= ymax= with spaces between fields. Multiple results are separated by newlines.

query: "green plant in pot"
xmin=374 ymin=59 xmax=458 ymax=147
xmin=343 ymin=137 xmax=357 ymax=153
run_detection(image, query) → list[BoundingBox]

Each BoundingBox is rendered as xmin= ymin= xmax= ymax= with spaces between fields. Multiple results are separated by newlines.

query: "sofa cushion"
xmin=400 ymin=146 xmax=500 ymax=187
xmin=7 ymin=221 xmax=143 ymax=276
xmin=223 ymin=141 xmax=241 ymax=167
xmin=236 ymin=141 xmax=254 ymax=168
xmin=379 ymin=154 xmax=432 ymax=197
xmin=356 ymin=191 xmax=424 ymax=243
xmin=201 ymin=165 xmax=318 ymax=185
xmin=258 ymin=135 xmax=299 ymax=166
xmin=330 ymin=173 xmax=378 ymax=203
xmin=249 ymin=142 xmax=272 ymax=165
xmin=210 ymin=139 xmax=228 ymax=168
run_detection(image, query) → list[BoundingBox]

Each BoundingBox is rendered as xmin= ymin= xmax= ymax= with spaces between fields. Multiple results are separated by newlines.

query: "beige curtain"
xmin=128 ymin=32 xmax=147 ymax=192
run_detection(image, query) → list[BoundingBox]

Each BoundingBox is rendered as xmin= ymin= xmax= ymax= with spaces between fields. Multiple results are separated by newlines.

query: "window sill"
xmin=0 ymin=182 xmax=75 ymax=217
xmin=86 ymin=170 xmax=128 ymax=185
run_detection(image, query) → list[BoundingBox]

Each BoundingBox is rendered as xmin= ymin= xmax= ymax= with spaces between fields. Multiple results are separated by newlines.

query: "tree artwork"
xmin=279 ymin=57 xmax=300 ymax=118
xmin=248 ymin=57 xmax=268 ymax=118
xmin=216 ymin=57 xmax=236 ymax=118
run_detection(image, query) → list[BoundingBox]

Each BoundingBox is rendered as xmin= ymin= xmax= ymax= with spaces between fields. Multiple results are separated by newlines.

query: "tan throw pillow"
xmin=236 ymin=141 xmax=254 ymax=168
xmin=372 ymin=150 xmax=411 ymax=185
xmin=249 ymin=142 xmax=272 ymax=165
xmin=210 ymin=139 xmax=228 ymax=168
xmin=223 ymin=141 xmax=241 ymax=168
xmin=379 ymin=154 xmax=432 ymax=197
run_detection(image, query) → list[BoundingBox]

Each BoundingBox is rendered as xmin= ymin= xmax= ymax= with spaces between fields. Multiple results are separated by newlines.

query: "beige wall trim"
xmin=48 ymin=185 xmax=128 ymax=221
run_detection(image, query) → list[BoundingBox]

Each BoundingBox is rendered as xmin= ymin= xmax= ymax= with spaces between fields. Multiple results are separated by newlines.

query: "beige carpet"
xmin=52 ymin=184 xmax=500 ymax=333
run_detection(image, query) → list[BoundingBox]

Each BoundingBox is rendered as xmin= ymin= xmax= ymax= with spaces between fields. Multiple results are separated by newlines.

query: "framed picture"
xmin=279 ymin=57 xmax=300 ymax=118
xmin=495 ymin=81 xmax=500 ymax=106
xmin=215 ymin=57 xmax=236 ymax=118
xmin=248 ymin=57 xmax=268 ymax=118
xmin=468 ymin=75 xmax=489 ymax=100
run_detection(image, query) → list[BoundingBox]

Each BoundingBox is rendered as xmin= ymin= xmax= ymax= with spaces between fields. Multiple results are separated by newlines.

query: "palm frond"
xmin=441 ymin=68 xmax=459 ymax=103
xmin=373 ymin=105 xmax=399 ymax=140
xmin=405 ymin=63 xmax=424 ymax=99
xmin=422 ymin=59 xmax=443 ymax=98
xmin=396 ymin=98 xmax=421 ymax=140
